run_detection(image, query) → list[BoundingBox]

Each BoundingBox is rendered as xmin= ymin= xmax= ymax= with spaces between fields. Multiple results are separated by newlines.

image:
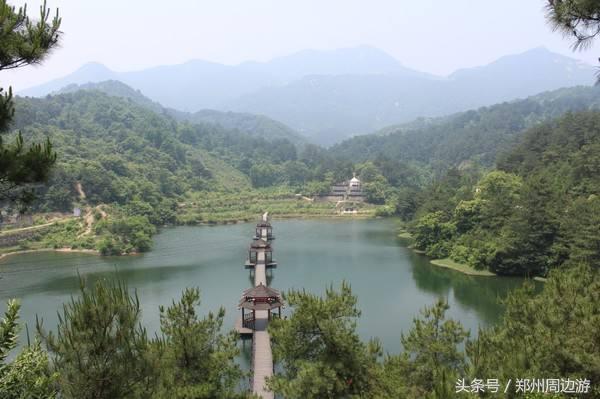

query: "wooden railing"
xmin=243 ymin=313 xmax=255 ymax=329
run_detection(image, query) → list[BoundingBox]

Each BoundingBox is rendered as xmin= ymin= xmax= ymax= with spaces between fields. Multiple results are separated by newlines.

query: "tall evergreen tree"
xmin=37 ymin=278 xmax=155 ymax=399
xmin=152 ymin=287 xmax=244 ymax=399
xmin=490 ymin=176 xmax=559 ymax=276
xmin=0 ymin=299 xmax=58 ymax=398
xmin=546 ymin=0 xmax=600 ymax=83
xmin=0 ymin=0 xmax=60 ymax=205
xmin=397 ymin=299 xmax=469 ymax=398
xmin=468 ymin=264 xmax=600 ymax=397
xmin=267 ymin=282 xmax=382 ymax=399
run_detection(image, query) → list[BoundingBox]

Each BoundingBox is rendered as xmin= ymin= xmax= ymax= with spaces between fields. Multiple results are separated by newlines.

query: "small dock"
xmin=235 ymin=212 xmax=279 ymax=399
xmin=234 ymin=316 xmax=253 ymax=336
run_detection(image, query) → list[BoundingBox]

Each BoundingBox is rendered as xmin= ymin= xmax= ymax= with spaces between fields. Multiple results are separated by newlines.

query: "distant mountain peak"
xmin=76 ymin=61 xmax=113 ymax=72
xmin=19 ymin=62 xmax=117 ymax=97
xmin=448 ymin=47 xmax=593 ymax=80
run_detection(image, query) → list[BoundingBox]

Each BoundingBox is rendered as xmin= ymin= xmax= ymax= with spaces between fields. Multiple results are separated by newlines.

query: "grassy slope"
xmin=430 ymin=258 xmax=496 ymax=276
xmin=178 ymin=188 xmax=380 ymax=224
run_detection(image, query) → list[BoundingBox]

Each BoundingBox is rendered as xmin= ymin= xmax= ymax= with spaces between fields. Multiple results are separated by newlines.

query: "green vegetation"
xmin=95 ymin=214 xmax=156 ymax=255
xmin=2 ymin=207 xmax=158 ymax=255
xmin=0 ymin=0 xmax=60 ymax=206
xmin=58 ymin=80 xmax=306 ymax=146
xmin=266 ymin=264 xmax=600 ymax=398
xmin=268 ymin=282 xmax=382 ymax=398
xmin=8 ymin=79 xmax=600 ymax=273
xmin=38 ymin=279 xmax=155 ymax=399
xmin=332 ymin=86 xmax=600 ymax=173
xmin=2 ymin=256 xmax=598 ymax=398
xmin=178 ymin=188 xmax=379 ymax=224
xmin=33 ymin=278 xmax=245 ymax=399
xmin=153 ymin=288 xmax=243 ymax=399
xmin=171 ymin=108 xmax=306 ymax=145
xmin=410 ymin=111 xmax=600 ymax=276
xmin=546 ymin=0 xmax=600 ymax=83
xmin=12 ymin=86 xmax=427 ymax=217
xmin=4 ymin=88 xmax=405 ymax=254
xmin=429 ymin=258 xmax=495 ymax=276
xmin=0 ymin=299 xmax=57 ymax=399
xmin=467 ymin=264 xmax=600 ymax=394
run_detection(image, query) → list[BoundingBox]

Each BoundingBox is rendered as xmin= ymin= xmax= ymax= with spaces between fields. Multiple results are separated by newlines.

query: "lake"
xmin=0 ymin=218 xmax=530 ymax=361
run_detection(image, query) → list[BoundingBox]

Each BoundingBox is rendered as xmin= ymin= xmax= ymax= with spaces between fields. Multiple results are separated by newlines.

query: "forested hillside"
xmin=9 ymin=89 xmax=423 ymax=251
xmin=56 ymin=80 xmax=305 ymax=144
xmin=410 ymin=111 xmax=600 ymax=276
xmin=11 ymin=82 xmax=600 ymax=262
xmin=169 ymin=109 xmax=305 ymax=145
xmin=10 ymin=90 xmax=328 ymax=253
xmin=16 ymin=87 xmax=431 ymax=203
xmin=13 ymin=91 xmax=251 ymax=210
xmin=332 ymin=86 xmax=600 ymax=172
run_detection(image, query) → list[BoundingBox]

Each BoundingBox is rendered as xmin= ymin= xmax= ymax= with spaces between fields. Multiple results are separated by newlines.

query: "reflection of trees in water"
xmin=246 ymin=270 xmax=274 ymax=286
xmin=237 ymin=338 xmax=253 ymax=391
xmin=28 ymin=263 xmax=202 ymax=296
xmin=407 ymin=251 xmax=538 ymax=325
xmin=358 ymin=219 xmax=405 ymax=247
xmin=408 ymin=252 xmax=453 ymax=296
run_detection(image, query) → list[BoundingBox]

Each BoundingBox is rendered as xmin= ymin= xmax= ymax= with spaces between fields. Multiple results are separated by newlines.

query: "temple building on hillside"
xmin=325 ymin=173 xmax=364 ymax=202
xmin=348 ymin=175 xmax=362 ymax=199
xmin=313 ymin=173 xmax=365 ymax=215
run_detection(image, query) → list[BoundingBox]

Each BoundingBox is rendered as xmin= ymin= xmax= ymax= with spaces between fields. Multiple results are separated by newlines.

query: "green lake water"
xmin=0 ymin=218 xmax=531 ymax=365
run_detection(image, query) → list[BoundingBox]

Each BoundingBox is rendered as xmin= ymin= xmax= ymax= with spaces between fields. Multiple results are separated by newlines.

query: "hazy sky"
xmin=6 ymin=0 xmax=600 ymax=91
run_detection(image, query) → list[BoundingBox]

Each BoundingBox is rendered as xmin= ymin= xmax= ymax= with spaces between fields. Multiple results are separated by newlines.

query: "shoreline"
xmin=1 ymin=214 xmax=377 ymax=262
xmin=399 ymin=231 xmax=546 ymax=280
xmin=0 ymin=248 xmax=100 ymax=263
xmin=183 ymin=212 xmax=376 ymax=226
xmin=429 ymin=258 xmax=496 ymax=277
xmin=0 ymin=221 xmax=550 ymax=282
xmin=398 ymin=230 xmax=496 ymax=277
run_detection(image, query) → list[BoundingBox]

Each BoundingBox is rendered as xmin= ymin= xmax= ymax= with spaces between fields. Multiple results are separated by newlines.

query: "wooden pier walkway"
xmin=252 ymin=250 xmax=273 ymax=398
xmin=236 ymin=212 xmax=276 ymax=399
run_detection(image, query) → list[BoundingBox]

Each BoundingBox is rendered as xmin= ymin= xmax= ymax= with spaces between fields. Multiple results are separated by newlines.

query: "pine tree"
xmin=267 ymin=282 xmax=382 ymax=399
xmin=152 ymin=287 xmax=244 ymax=399
xmin=467 ymin=264 xmax=600 ymax=397
xmin=546 ymin=0 xmax=600 ymax=83
xmin=0 ymin=299 xmax=58 ymax=398
xmin=37 ymin=278 xmax=155 ymax=399
xmin=0 ymin=0 xmax=60 ymax=205
xmin=397 ymin=298 xmax=469 ymax=398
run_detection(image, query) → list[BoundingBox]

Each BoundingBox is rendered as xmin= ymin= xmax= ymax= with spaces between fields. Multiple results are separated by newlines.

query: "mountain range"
xmin=21 ymin=46 xmax=596 ymax=145
xmin=331 ymin=85 xmax=600 ymax=172
xmin=56 ymin=80 xmax=305 ymax=145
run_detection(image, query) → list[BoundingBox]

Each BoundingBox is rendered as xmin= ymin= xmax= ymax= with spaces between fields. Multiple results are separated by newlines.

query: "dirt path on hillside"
xmin=80 ymin=206 xmax=107 ymax=237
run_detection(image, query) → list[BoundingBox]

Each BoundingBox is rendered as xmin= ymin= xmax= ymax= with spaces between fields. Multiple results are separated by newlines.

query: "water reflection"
xmin=407 ymin=249 xmax=540 ymax=325
xmin=0 ymin=218 xmax=534 ymax=358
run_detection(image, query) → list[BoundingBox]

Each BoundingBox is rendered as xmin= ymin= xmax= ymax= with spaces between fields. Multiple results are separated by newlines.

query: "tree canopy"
xmin=546 ymin=0 xmax=600 ymax=83
xmin=267 ymin=282 xmax=382 ymax=399
xmin=0 ymin=0 xmax=60 ymax=206
xmin=410 ymin=111 xmax=600 ymax=276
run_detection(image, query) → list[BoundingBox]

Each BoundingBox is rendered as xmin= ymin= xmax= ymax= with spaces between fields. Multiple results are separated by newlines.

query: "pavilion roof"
xmin=241 ymin=283 xmax=280 ymax=298
xmin=250 ymin=238 xmax=271 ymax=249
xmin=238 ymin=283 xmax=283 ymax=310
